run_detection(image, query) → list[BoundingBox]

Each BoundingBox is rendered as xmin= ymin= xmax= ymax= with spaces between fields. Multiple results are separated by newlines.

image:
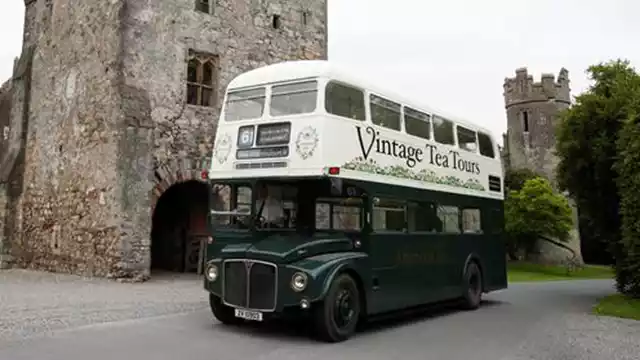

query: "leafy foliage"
xmin=505 ymin=177 xmax=573 ymax=259
xmin=504 ymin=168 xmax=540 ymax=193
xmin=615 ymin=104 xmax=640 ymax=297
xmin=555 ymin=61 xmax=637 ymax=258
xmin=555 ymin=59 xmax=640 ymax=297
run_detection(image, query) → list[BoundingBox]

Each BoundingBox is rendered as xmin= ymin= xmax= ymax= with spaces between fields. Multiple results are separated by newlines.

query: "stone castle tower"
xmin=0 ymin=0 xmax=327 ymax=279
xmin=502 ymin=67 xmax=583 ymax=263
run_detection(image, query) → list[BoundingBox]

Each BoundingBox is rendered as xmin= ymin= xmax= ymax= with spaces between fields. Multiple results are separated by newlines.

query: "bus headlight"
xmin=291 ymin=272 xmax=308 ymax=292
xmin=205 ymin=264 xmax=219 ymax=282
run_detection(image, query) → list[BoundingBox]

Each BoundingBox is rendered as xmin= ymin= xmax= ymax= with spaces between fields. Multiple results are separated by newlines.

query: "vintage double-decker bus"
xmin=203 ymin=60 xmax=507 ymax=342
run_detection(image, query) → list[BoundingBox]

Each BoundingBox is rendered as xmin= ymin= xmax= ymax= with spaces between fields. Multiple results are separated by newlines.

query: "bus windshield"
xmin=210 ymin=180 xmax=363 ymax=233
xmin=223 ymin=79 xmax=318 ymax=122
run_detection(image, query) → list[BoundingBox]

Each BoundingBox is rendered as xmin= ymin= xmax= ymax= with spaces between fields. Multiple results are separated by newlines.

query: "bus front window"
xmin=210 ymin=184 xmax=253 ymax=229
xmin=223 ymin=87 xmax=266 ymax=121
xmin=254 ymin=182 xmax=298 ymax=229
xmin=269 ymin=80 xmax=318 ymax=117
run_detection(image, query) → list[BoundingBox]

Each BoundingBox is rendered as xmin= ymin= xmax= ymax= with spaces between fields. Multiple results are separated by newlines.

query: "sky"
xmin=1 ymin=0 xmax=638 ymax=141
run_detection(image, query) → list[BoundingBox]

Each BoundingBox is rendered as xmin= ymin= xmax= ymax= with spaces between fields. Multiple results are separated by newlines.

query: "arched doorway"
xmin=150 ymin=180 xmax=210 ymax=273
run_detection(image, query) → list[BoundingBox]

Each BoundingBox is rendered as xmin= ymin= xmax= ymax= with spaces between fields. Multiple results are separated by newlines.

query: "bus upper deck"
xmin=209 ymin=60 xmax=503 ymax=201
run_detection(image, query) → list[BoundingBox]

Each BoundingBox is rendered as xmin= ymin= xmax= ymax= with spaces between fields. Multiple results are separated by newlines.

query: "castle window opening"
xmin=522 ymin=111 xmax=529 ymax=132
xmin=186 ymin=51 xmax=218 ymax=107
xmin=302 ymin=11 xmax=310 ymax=25
xmin=195 ymin=0 xmax=210 ymax=14
xmin=272 ymin=14 xmax=282 ymax=29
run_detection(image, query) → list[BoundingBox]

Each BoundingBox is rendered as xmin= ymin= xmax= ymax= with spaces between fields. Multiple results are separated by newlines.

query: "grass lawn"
xmin=507 ymin=262 xmax=614 ymax=283
xmin=593 ymin=294 xmax=640 ymax=321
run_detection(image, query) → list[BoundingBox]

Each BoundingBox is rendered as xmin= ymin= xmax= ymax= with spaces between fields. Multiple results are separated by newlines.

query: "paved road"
xmin=1 ymin=271 xmax=639 ymax=360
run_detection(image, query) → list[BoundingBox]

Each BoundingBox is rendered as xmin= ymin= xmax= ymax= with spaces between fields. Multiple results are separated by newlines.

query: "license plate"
xmin=234 ymin=309 xmax=263 ymax=321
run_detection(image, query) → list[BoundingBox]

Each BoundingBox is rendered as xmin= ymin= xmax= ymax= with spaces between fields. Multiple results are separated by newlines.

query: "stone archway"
xmin=150 ymin=160 xmax=210 ymax=274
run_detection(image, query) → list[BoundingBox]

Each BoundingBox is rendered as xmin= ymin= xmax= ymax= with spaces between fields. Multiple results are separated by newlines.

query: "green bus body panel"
xmin=284 ymin=252 xmax=370 ymax=307
xmin=203 ymin=176 xmax=508 ymax=316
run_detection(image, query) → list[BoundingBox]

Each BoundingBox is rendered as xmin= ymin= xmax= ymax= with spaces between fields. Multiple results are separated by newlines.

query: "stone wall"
xmin=0 ymin=80 xmax=12 ymax=268
xmin=502 ymin=67 xmax=582 ymax=264
xmin=503 ymin=68 xmax=571 ymax=183
xmin=4 ymin=0 xmax=327 ymax=279
xmin=12 ymin=0 xmax=129 ymax=277
xmin=120 ymin=0 xmax=326 ymax=277
xmin=0 ymin=80 xmax=12 ymax=161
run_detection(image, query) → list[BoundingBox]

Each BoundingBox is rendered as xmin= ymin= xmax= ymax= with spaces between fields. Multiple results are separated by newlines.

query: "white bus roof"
xmin=227 ymin=60 xmax=495 ymax=137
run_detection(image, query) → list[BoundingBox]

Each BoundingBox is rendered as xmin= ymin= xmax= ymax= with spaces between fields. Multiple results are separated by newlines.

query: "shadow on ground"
xmin=205 ymin=299 xmax=510 ymax=343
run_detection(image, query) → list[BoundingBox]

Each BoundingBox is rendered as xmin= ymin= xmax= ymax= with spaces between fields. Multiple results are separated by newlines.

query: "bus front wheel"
xmin=209 ymin=294 xmax=244 ymax=325
xmin=313 ymin=273 xmax=361 ymax=343
xmin=461 ymin=262 xmax=483 ymax=310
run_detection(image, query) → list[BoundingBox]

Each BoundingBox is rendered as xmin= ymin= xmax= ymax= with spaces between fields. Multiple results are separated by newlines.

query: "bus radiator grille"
xmin=223 ymin=261 xmax=247 ymax=307
xmin=223 ymin=260 xmax=277 ymax=310
xmin=248 ymin=263 xmax=277 ymax=310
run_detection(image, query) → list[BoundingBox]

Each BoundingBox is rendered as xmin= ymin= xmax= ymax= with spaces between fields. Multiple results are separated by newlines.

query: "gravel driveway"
xmin=1 ymin=270 xmax=639 ymax=360
xmin=0 ymin=269 xmax=207 ymax=342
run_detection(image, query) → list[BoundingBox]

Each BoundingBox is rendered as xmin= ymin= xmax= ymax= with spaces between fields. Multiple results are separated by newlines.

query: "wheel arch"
xmin=462 ymin=253 xmax=485 ymax=292
xmin=320 ymin=262 xmax=369 ymax=316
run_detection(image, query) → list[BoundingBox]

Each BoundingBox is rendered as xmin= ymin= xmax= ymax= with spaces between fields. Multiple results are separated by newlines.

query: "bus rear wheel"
xmin=461 ymin=262 xmax=483 ymax=310
xmin=313 ymin=273 xmax=361 ymax=342
xmin=209 ymin=294 xmax=244 ymax=325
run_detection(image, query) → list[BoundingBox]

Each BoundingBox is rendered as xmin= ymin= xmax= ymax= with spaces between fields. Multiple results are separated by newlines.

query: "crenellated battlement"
xmin=503 ymin=67 xmax=571 ymax=109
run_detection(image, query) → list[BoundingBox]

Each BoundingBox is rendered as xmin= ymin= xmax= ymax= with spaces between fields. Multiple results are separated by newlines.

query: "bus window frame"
xmin=371 ymin=196 xmax=408 ymax=234
xmin=268 ymin=79 xmax=320 ymax=118
xmin=324 ymin=80 xmax=367 ymax=122
xmin=315 ymin=196 xmax=365 ymax=232
xmin=222 ymin=87 xmax=267 ymax=122
xmin=210 ymin=182 xmax=254 ymax=232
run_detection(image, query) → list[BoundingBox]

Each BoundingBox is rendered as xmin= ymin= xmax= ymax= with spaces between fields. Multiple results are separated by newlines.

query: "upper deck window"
xmin=456 ymin=125 xmax=478 ymax=152
xmin=433 ymin=115 xmax=455 ymax=145
xmin=224 ymin=87 xmax=266 ymax=121
xmin=477 ymin=131 xmax=495 ymax=158
xmin=370 ymin=94 xmax=401 ymax=131
xmin=404 ymin=107 xmax=431 ymax=140
xmin=325 ymin=81 xmax=366 ymax=121
xmin=270 ymin=80 xmax=318 ymax=116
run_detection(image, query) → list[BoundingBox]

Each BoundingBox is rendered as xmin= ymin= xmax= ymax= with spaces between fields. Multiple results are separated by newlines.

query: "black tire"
xmin=209 ymin=294 xmax=244 ymax=325
xmin=461 ymin=261 xmax=483 ymax=310
xmin=313 ymin=273 xmax=361 ymax=343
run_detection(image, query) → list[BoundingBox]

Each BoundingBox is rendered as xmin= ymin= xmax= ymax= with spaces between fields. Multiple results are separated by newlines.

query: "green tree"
xmin=555 ymin=60 xmax=638 ymax=258
xmin=505 ymin=177 xmax=573 ymax=260
xmin=504 ymin=168 xmax=540 ymax=193
xmin=614 ymin=94 xmax=640 ymax=297
xmin=555 ymin=59 xmax=640 ymax=297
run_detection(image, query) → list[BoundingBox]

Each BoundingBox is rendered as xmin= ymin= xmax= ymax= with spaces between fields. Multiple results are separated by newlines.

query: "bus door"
xmin=368 ymin=197 xmax=438 ymax=312
xmin=405 ymin=201 xmax=452 ymax=302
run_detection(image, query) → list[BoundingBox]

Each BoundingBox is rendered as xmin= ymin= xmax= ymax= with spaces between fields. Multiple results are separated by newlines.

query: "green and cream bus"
xmin=203 ymin=60 xmax=507 ymax=342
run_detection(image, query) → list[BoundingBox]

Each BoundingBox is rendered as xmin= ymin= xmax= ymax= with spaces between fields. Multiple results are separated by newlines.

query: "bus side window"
xmin=456 ymin=125 xmax=478 ymax=153
xmin=477 ymin=131 xmax=495 ymax=158
xmin=407 ymin=201 xmax=441 ymax=233
xmin=324 ymin=81 xmax=366 ymax=121
xmin=436 ymin=205 xmax=460 ymax=233
xmin=372 ymin=197 xmax=406 ymax=232
xmin=433 ymin=115 xmax=455 ymax=145
xmin=370 ymin=94 xmax=402 ymax=131
xmin=461 ymin=208 xmax=482 ymax=234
